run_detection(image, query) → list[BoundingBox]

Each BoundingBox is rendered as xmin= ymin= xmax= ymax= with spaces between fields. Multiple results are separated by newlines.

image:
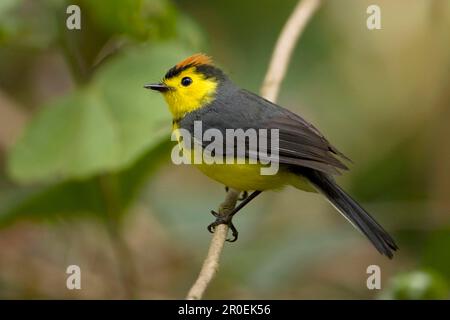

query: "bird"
xmin=144 ymin=53 xmax=398 ymax=258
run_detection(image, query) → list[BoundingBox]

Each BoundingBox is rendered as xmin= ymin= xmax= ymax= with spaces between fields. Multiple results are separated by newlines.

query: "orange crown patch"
xmin=176 ymin=53 xmax=213 ymax=69
xmin=164 ymin=54 xmax=214 ymax=79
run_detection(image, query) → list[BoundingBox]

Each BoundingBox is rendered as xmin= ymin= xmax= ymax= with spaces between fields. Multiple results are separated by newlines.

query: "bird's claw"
xmin=224 ymin=188 xmax=247 ymax=201
xmin=207 ymin=210 xmax=238 ymax=242
xmin=239 ymin=191 xmax=248 ymax=201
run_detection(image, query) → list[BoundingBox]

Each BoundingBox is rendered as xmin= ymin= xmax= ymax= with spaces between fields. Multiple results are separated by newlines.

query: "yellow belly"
xmin=196 ymin=162 xmax=281 ymax=191
xmin=172 ymin=127 xmax=314 ymax=192
xmin=195 ymin=162 xmax=314 ymax=192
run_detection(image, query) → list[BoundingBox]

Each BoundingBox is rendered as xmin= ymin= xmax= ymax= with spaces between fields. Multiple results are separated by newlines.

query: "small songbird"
xmin=145 ymin=54 xmax=398 ymax=258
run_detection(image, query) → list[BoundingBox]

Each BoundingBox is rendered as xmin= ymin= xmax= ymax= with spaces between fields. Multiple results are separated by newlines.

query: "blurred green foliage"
xmin=382 ymin=271 xmax=449 ymax=300
xmin=8 ymin=43 xmax=187 ymax=182
xmin=0 ymin=0 xmax=449 ymax=299
xmin=1 ymin=0 xmax=203 ymax=227
xmin=0 ymin=0 xmax=207 ymax=299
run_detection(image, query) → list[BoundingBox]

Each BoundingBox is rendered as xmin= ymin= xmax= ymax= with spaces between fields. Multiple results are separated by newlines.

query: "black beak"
xmin=144 ymin=83 xmax=170 ymax=92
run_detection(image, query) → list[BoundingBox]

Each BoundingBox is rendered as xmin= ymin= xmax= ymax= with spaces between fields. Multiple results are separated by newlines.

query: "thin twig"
xmin=98 ymin=174 xmax=138 ymax=299
xmin=186 ymin=190 xmax=240 ymax=300
xmin=186 ymin=0 xmax=322 ymax=300
xmin=261 ymin=0 xmax=321 ymax=102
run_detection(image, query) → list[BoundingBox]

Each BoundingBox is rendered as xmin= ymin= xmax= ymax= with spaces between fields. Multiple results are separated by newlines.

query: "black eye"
xmin=181 ymin=77 xmax=192 ymax=86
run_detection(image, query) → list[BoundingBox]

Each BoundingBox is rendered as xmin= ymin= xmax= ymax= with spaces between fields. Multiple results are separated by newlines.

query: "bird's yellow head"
xmin=145 ymin=54 xmax=225 ymax=120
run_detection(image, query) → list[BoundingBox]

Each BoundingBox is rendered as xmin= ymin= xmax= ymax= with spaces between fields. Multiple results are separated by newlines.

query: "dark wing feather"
xmin=178 ymin=86 xmax=350 ymax=175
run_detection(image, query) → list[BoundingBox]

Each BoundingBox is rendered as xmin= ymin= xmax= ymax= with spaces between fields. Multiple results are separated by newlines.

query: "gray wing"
xmin=179 ymin=88 xmax=350 ymax=175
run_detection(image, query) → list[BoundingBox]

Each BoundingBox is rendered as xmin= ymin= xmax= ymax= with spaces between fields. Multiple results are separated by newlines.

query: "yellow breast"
xmin=172 ymin=126 xmax=314 ymax=192
xmin=195 ymin=161 xmax=292 ymax=191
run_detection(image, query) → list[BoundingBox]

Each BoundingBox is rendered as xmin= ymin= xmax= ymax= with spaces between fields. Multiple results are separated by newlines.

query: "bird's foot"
xmin=239 ymin=191 xmax=248 ymax=201
xmin=207 ymin=210 xmax=238 ymax=242
xmin=224 ymin=186 xmax=247 ymax=201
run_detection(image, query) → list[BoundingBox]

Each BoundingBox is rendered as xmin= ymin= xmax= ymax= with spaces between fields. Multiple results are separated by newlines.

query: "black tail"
xmin=305 ymin=170 xmax=398 ymax=259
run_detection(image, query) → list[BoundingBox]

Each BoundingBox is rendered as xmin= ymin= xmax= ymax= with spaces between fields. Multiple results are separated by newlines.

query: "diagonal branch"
xmin=186 ymin=0 xmax=322 ymax=300
xmin=186 ymin=189 xmax=240 ymax=300
xmin=261 ymin=0 xmax=322 ymax=102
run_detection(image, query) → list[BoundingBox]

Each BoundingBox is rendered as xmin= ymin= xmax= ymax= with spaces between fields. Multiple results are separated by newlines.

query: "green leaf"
xmin=423 ymin=229 xmax=450 ymax=281
xmin=79 ymin=0 xmax=178 ymax=40
xmin=381 ymin=270 xmax=449 ymax=300
xmin=117 ymin=138 xmax=173 ymax=208
xmin=0 ymin=0 xmax=18 ymax=17
xmin=7 ymin=43 xmax=191 ymax=183
xmin=0 ymin=139 xmax=173 ymax=227
xmin=0 ymin=179 xmax=104 ymax=227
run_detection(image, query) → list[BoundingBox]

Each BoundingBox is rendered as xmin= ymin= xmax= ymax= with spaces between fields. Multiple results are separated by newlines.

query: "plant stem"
xmin=186 ymin=0 xmax=322 ymax=299
xmin=97 ymin=174 xmax=138 ymax=299
xmin=56 ymin=8 xmax=138 ymax=297
xmin=186 ymin=190 xmax=240 ymax=300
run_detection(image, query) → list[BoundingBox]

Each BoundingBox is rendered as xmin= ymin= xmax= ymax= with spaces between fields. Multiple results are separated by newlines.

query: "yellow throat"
xmin=161 ymin=67 xmax=218 ymax=120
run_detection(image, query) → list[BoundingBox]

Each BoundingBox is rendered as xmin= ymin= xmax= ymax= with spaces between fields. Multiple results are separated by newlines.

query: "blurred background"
xmin=0 ymin=0 xmax=449 ymax=299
